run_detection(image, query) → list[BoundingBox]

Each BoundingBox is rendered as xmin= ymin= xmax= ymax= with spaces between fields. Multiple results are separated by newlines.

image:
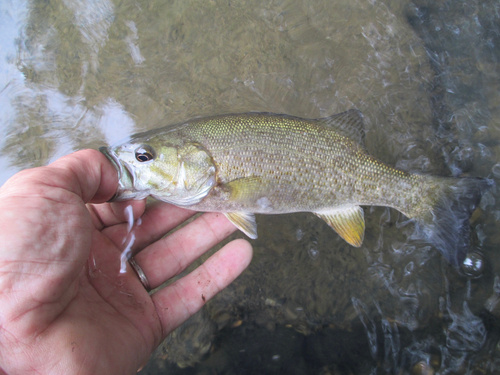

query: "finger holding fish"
xmin=99 ymin=201 xmax=197 ymax=251
xmin=87 ymin=199 xmax=146 ymax=231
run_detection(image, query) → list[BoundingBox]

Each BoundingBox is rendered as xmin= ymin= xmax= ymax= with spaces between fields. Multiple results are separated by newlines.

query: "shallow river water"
xmin=1 ymin=0 xmax=500 ymax=374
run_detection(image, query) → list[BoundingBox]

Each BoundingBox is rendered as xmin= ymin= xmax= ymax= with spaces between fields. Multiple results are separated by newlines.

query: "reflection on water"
xmin=1 ymin=0 xmax=500 ymax=373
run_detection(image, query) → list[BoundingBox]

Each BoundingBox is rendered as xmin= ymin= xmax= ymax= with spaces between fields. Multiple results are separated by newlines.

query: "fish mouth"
xmin=99 ymin=146 xmax=136 ymax=201
xmin=99 ymin=146 xmax=122 ymax=176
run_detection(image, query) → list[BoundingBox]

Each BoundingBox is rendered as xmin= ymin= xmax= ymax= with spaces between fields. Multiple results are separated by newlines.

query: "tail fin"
xmin=412 ymin=177 xmax=494 ymax=268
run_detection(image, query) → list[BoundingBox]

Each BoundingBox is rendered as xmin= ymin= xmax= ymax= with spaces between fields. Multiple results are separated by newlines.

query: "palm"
xmin=60 ymin=208 xmax=162 ymax=373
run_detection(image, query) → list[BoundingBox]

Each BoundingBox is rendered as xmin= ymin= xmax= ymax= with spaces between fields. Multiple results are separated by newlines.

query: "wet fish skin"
xmin=100 ymin=110 xmax=493 ymax=268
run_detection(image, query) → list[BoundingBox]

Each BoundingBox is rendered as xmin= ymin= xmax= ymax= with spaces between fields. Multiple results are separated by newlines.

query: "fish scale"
xmin=175 ymin=113 xmax=420 ymax=213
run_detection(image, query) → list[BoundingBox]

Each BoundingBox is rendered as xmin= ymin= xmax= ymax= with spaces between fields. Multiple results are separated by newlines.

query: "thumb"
xmin=0 ymin=149 xmax=118 ymax=204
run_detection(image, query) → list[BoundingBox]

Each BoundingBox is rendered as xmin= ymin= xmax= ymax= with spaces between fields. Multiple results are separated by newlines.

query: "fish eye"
xmin=135 ymin=145 xmax=155 ymax=162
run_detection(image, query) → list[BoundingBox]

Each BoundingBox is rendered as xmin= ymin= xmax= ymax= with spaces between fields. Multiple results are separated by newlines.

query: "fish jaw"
xmin=99 ymin=146 xmax=149 ymax=201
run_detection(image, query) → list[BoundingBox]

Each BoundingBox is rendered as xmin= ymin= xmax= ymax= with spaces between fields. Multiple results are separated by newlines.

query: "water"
xmin=1 ymin=0 xmax=500 ymax=373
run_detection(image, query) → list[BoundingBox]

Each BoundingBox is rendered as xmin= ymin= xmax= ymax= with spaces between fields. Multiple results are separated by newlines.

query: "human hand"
xmin=0 ymin=150 xmax=252 ymax=374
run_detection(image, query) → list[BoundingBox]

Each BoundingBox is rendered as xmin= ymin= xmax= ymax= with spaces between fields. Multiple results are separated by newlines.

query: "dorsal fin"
xmin=315 ymin=109 xmax=365 ymax=146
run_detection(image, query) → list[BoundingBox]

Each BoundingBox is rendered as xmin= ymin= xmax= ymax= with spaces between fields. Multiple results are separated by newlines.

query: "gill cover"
xmin=165 ymin=142 xmax=217 ymax=206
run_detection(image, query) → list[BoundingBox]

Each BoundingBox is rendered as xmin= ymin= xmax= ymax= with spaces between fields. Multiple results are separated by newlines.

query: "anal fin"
xmin=315 ymin=206 xmax=365 ymax=247
xmin=224 ymin=212 xmax=258 ymax=239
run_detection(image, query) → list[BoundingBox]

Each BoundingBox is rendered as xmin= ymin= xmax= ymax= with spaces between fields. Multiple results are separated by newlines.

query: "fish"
xmin=99 ymin=110 xmax=493 ymax=268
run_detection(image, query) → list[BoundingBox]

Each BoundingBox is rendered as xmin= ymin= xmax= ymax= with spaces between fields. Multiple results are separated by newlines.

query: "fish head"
xmin=100 ymin=138 xmax=217 ymax=206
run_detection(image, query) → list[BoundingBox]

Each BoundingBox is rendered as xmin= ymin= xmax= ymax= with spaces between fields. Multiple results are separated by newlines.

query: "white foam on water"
xmin=99 ymin=99 xmax=137 ymax=146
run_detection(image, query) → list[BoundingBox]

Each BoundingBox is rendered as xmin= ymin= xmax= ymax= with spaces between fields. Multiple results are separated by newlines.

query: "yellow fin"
xmin=314 ymin=206 xmax=365 ymax=247
xmin=225 ymin=177 xmax=265 ymax=202
xmin=224 ymin=212 xmax=258 ymax=239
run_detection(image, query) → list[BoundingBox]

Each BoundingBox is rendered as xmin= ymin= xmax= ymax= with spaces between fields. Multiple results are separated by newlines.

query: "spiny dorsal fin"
xmin=315 ymin=109 xmax=365 ymax=146
xmin=314 ymin=206 xmax=365 ymax=247
xmin=224 ymin=212 xmax=258 ymax=239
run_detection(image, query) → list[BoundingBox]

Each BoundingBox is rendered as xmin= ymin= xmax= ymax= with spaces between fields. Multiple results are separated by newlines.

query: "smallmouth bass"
xmin=100 ymin=110 xmax=493 ymax=267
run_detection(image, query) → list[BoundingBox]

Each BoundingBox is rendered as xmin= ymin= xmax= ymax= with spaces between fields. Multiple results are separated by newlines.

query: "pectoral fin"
xmin=314 ymin=206 xmax=365 ymax=247
xmin=225 ymin=177 xmax=265 ymax=202
xmin=224 ymin=212 xmax=258 ymax=239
